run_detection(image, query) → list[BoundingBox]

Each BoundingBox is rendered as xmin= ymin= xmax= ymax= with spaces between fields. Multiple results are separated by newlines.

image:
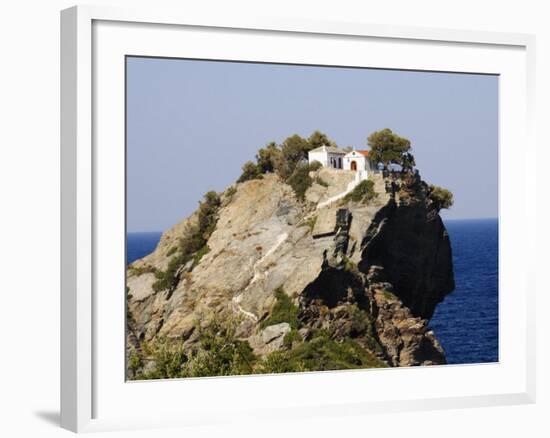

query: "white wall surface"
xmin=0 ymin=1 xmax=547 ymax=437
xmin=309 ymin=150 xmax=329 ymax=167
xmin=344 ymin=152 xmax=367 ymax=171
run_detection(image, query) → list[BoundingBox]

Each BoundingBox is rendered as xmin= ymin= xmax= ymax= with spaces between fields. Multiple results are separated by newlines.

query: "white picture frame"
xmin=60 ymin=4 xmax=536 ymax=433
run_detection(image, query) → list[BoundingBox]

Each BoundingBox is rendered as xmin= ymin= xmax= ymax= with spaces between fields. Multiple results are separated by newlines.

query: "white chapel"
xmin=307 ymin=145 xmax=346 ymax=169
xmin=308 ymin=145 xmax=377 ymax=173
xmin=342 ymin=149 xmax=377 ymax=172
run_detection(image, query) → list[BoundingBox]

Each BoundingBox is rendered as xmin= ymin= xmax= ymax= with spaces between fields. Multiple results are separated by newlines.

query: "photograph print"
xmin=125 ymin=57 xmax=498 ymax=380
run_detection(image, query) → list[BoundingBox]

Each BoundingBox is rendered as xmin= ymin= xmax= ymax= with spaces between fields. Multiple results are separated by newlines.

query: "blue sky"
xmin=127 ymin=57 xmax=498 ymax=232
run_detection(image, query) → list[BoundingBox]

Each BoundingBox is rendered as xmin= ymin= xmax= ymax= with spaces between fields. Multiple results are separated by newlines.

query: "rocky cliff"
xmin=126 ymin=167 xmax=454 ymax=378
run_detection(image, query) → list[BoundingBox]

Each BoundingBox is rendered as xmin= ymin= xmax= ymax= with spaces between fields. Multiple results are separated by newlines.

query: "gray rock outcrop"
xmin=127 ymin=169 xmax=454 ymax=372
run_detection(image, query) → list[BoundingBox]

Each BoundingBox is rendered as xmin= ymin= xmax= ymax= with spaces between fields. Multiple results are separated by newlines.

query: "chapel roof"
xmin=309 ymin=145 xmax=346 ymax=155
xmin=344 ymin=149 xmax=371 ymax=157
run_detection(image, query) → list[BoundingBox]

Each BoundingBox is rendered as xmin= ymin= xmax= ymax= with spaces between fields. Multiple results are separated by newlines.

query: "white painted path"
xmin=316 ymin=170 xmax=369 ymax=209
xmin=231 ymin=232 xmax=289 ymax=321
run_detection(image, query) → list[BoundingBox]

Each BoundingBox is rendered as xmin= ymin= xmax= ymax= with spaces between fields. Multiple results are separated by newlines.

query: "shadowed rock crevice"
xmin=301 ymin=267 xmax=364 ymax=309
xmin=359 ymin=203 xmax=454 ymax=320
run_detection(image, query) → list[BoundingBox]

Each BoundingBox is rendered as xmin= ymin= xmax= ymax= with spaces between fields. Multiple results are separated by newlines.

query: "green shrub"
xmin=314 ymin=176 xmax=328 ymax=187
xmin=256 ymin=142 xmax=281 ymax=173
xmin=128 ymin=351 xmax=142 ymax=377
xmin=260 ymin=331 xmax=386 ymax=373
xmin=236 ymin=132 xmax=335 ymax=190
xmin=140 ymin=337 xmax=188 ymax=380
xmin=185 ymin=321 xmax=256 ymax=377
xmin=237 ymin=161 xmax=262 ymax=183
xmin=136 ymin=319 xmax=257 ymax=380
xmin=178 ymin=224 xmax=206 ymax=256
xmin=166 ymin=246 xmax=177 ymax=257
xmin=198 ymin=191 xmax=221 ymax=239
xmin=348 ymin=304 xmax=370 ymax=336
xmin=367 ymin=128 xmax=412 ymax=169
xmin=128 ymin=264 xmax=157 ymax=276
xmin=287 ymin=165 xmax=312 ymax=200
xmin=308 ymin=161 xmax=323 ymax=172
xmin=286 ymin=332 xmax=385 ymax=370
xmin=258 ymin=351 xmax=304 ymax=374
xmin=131 ymin=317 xmax=386 ymax=379
xmin=275 ymin=135 xmax=312 ymax=179
xmin=260 ymin=288 xmax=300 ymax=330
xmin=345 ymin=179 xmax=377 ymax=204
xmin=428 ymin=184 xmax=454 ymax=210
xmin=192 ymin=245 xmax=210 ymax=268
xmin=283 ymin=329 xmax=302 ymax=348
xmin=153 ymin=192 xmax=220 ymax=292
xmin=152 ymin=255 xmax=185 ymax=292
xmin=224 ymin=185 xmax=237 ymax=202
xmin=308 ymin=131 xmax=336 ymax=150
xmin=286 ymin=162 xmax=321 ymax=200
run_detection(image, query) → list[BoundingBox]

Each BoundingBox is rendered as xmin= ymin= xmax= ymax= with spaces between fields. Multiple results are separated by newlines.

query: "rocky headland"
xmin=126 ymin=155 xmax=455 ymax=378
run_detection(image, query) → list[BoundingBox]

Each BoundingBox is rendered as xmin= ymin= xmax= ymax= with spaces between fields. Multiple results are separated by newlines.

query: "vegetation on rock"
xmin=259 ymin=331 xmax=386 ymax=373
xmin=140 ymin=337 xmax=187 ymax=379
xmin=237 ymin=161 xmax=263 ymax=183
xmin=224 ymin=185 xmax=237 ymax=202
xmin=128 ymin=283 xmax=388 ymax=379
xmin=286 ymin=162 xmax=322 ymax=200
xmin=166 ymin=246 xmax=178 ymax=256
xmin=308 ymin=130 xmax=336 ymax=149
xmin=367 ymin=128 xmax=413 ymax=170
xmin=275 ymin=134 xmax=313 ymax=179
xmin=128 ymin=264 xmax=157 ymax=277
xmin=255 ymin=141 xmax=281 ymax=174
xmin=182 ymin=320 xmax=256 ymax=378
xmin=235 ymin=131 xmax=334 ymax=200
xmin=152 ymin=191 xmax=221 ymax=292
xmin=345 ymin=179 xmax=378 ymax=204
xmin=131 ymin=314 xmax=386 ymax=380
xmin=128 ymin=351 xmax=142 ymax=378
xmin=283 ymin=328 xmax=302 ymax=348
xmin=260 ymin=288 xmax=300 ymax=330
xmin=428 ymin=184 xmax=454 ymax=210
xmin=314 ymin=176 xmax=329 ymax=187
xmin=138 ymin=319 xmax=256 ymax=379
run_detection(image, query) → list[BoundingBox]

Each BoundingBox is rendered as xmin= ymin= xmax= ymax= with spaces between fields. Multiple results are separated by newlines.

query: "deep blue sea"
xmin=430 ymin=218 xmax=498 ymax=364
xmin=126 ymin=218 xmax=498 ymax=365
xmin=127 ymin=232 xmax=162 ymax=266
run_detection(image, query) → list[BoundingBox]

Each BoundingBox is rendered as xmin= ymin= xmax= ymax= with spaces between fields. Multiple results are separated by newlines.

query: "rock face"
xmin=359 ymin=198 xmax=455 ymax=320
xmin=250 ymin=323 xmax=292 ymax=354
xmin=127 ymin=169 xmax=455 ymax=373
